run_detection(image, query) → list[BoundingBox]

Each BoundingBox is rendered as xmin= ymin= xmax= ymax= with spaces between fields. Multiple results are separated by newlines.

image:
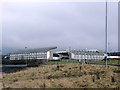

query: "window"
xmin=53 ymin=53 xmax=59 ymax=57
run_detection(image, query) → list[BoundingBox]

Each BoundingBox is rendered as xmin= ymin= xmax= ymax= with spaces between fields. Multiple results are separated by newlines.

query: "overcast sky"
xmin=2 ymin=1 xmax=118 ymax=54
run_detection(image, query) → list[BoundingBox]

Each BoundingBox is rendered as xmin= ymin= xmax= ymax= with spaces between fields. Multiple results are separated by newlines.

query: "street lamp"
xmin=105 ymin=0 xmax=108 ymax=68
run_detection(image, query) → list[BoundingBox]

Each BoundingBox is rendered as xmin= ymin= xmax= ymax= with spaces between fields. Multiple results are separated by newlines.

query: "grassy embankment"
xmin=0 ymin=58 xmax=3 ymax=89
xmin=95 ymin=60 xmax=119 ymax=65
xmin=48 ymin=61 xmax=78 ymax=65
xmin=2 ymin=63 xmax=120 ymax=88
xmin=48 ymin=59 xmax=119 ymax=65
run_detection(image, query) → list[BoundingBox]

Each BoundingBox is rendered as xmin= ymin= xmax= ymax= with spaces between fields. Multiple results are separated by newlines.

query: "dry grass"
xmin=2 ymin=63 xmax=120 ymax=88
xmin=0 ymin=73 xmax=3 ymax=89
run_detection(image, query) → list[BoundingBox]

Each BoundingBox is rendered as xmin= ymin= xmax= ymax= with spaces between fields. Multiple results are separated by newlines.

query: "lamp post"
xmin=105 ymin=0 xmax=108 ymax=68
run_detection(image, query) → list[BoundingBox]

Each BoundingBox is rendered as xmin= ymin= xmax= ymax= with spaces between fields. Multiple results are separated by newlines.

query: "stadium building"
xmin=9 ymin=46 xmax=57 ymax=61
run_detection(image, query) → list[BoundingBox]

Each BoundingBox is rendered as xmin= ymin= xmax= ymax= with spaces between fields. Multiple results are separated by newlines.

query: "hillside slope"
xmin=2 ymin=64 xmax=120 ymax=88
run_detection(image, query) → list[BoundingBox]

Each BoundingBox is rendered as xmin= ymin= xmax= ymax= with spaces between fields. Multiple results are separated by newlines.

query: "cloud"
xmin=2 ymin=2 xmax=118 ymax=54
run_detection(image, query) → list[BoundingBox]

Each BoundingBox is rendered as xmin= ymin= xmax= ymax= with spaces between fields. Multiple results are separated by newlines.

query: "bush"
xmin=2 ymin=59 xmax=47 ymax=66
xmin=27 ymin=60 xmax=39 ymax=66
xmin=2 ymin=59 xmax=27 ymax=65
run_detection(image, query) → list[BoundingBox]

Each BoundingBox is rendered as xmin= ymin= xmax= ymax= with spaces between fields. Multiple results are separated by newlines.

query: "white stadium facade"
xmin=9 ymin=46 xmax=57 ymax=61
xmin=5 ymin=46 xmax=119 ymax=66
xmin=9 ymin=47 xmax=106 ymax=62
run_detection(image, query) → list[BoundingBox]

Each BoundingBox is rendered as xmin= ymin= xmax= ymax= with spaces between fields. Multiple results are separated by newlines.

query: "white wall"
xmin=71 ymin=52 xmax=105 ymax=60
xmin=47 ymin=49 xmax=56 ymax=60
xmin=107 ymin=56 xmax=120 ymax=59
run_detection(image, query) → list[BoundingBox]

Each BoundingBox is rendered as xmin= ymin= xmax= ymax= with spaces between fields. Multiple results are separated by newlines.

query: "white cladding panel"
xmin=10 ymin=52 xmax=47 ymax=60
xmin=53 ymin=57 xmax=60 ymax=60
xmin=107 ymin=56 xmax=120 ymax=59
xmin=71 ymin=52 xmax=105 ymax=60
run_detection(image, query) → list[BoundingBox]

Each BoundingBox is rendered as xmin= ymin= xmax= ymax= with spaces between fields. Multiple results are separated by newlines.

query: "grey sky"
xmin=2 ymin=2 xmax=118 ymax=54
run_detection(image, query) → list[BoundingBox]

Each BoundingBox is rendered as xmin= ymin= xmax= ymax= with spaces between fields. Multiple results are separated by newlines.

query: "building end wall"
xmin=47 ymin=49 xmax=56 ymax=60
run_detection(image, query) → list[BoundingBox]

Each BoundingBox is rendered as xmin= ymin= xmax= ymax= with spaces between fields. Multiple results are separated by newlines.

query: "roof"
xmin=10 ymin=46 xmax=57 ymax=54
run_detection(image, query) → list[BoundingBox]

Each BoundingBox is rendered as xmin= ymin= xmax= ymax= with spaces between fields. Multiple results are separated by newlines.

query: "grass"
xmin=48 ymin=61 xmax=78 ymax=65
xmin=48 ymin=60 xmax=120 ymax=65
xmin=0 ymin=65 xmax=3 ymax=89
xmin=95 ymin=60 xmax=119 ymax=65
xmin=2 ymin=63 xmax=120 ymax=88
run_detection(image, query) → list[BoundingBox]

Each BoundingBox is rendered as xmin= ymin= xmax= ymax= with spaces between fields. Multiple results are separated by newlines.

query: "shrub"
xmin=2 ymin=59 xmax=26 ymax=65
